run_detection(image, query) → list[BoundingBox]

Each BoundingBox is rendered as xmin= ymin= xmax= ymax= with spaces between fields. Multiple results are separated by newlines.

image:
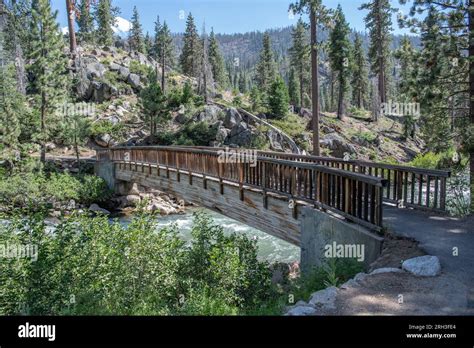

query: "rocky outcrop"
xmin=320 ymin=134 xmax=356 ymax=158
xmin=224 ymin=108 xmax=242 ymax=128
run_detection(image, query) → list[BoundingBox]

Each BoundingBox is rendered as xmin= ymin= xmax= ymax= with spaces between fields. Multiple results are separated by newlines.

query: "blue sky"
xmin=51 ymin=0 xmax=413 ymax=35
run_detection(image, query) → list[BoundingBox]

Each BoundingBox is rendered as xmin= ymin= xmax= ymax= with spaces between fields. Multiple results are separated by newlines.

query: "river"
xmin=119 ymin=208 xmax=300 ymax=264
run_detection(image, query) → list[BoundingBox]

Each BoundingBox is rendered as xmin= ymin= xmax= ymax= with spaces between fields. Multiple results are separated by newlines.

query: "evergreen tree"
xmin=95 ymin=0 xmax=116 ymax=47
xmin=144 ymin=32 xmax=152 ymax=55
xmin=28 ymin=0 xmax=69 ymax=163
xmin=180 ymin=13 xmax=201 ymax=77
xmin=77 ymin=0 xmax=94 ymax=43
xmin=238 ymin=72 xmax=247 ymax=93
xmin=152 ymin=15 xmax=161 ymax=60
xmin=3 ymin=0 xmax=29 ymax=94
xmin=156 ymin=20 xmax=174 ymax=92
xmin=288 ymin=68 xmax=300 ymax=107
xmin=359 ymin=0 xmax=395 ymax=116
xmin=351 ymin=33 xmax=369 ymax=109
xmin=328 ymin=5 xmax=351 ymax=120
xmin=255 ymin=32 xmax=276 ymax=93
xmin=289 ymin=0 xmax=332 ymax=155
xmin=394 ymin=36 xmax=418 ymax=139
xmin=268 ymin=76 xmax=290 ymax=119
xmin=59 ymin=109 xmax=91 ymax=164
xmin=197 ymin=23 xmax=214 ymax=103
xmin=208 ymin=28 xmax=228 ymax=88
xmin=129 ymin=6 xmax=145 ymax=53
xmin=139 ymin=72 xmax=169 ymax=136
xmin=289 ymin=18 xmax=309 ymax=108
xmin=0 ymin=63 xmax=23 ymax=170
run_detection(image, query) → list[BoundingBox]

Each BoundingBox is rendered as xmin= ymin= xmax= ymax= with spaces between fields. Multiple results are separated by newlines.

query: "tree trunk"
xmin=469 ymin=0 xmax=474 ymax=214
xmin=337 ymin=79 xmax=344 ymax=120
xmin=299 ymin=65 xmax=304 ymax=108
xmin=66 ymin=0 xmax=77 ymax=57
xmin=310 ymin=8 xmax=320 ymax=156
xmin=161 ymin=48 xmax=166 ymax=92
xmin=40 ymin=92 xmax=46 ymax=163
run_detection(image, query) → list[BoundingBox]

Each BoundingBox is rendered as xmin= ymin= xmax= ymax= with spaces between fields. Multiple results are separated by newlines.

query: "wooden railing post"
xmin=239 ymin=162 xmax=244 ymax=201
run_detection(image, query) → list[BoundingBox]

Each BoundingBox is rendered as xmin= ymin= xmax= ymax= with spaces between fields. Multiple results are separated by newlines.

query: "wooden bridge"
xmin=96 ymin=146 xmax=450 ymax=249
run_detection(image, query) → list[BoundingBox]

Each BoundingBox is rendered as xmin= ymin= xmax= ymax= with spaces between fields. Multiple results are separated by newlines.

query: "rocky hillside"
xmin=66 ymin=45 xmax=423 ymax=164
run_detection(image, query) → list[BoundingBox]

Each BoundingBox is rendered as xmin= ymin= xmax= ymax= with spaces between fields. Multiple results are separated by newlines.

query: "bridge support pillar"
xmin=299 ymin=206 xmax=384 ymax=274
xmin=94 ymin=160 xmax=116 ymax=191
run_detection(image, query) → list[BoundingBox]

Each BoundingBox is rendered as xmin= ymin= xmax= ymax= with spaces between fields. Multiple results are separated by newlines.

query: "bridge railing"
xmin=98 ymin=146 xmax=388 ymax=232
xmin=173 ymin=146 xmax=451 ymax=213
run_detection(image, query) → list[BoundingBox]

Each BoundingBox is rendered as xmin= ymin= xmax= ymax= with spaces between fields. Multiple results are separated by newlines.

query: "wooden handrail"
xmin=98 ymin=146 xmax=387 ymax=231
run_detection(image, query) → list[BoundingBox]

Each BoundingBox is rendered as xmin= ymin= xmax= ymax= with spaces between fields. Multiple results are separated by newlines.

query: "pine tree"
xmin=351 ymin=33 xmax=369 ymax=109
xmin=268 ymin=76 xmax=290 ymax=119
xmin=3 ymin=0 xmax=29 ymax=94
xmin=197 ymin=23 xmax=214 ymax=103
xmin=255 ymin=32 xmax=276 ymax=94
xmin=328 ymin=5 xmax=351 ymax=120
xmin=59 ymin=109 xmax=91 ymax=164
xmin=0 ymin=62 xmax=24 ymax=170
xmin=156 ymin=20 xmax=174 ymax=92
xmin=238 ymin=72 xmax=247 ymax=93
xmin=95 ymin=0 xmax=116 ymax=47
xmin=180 ymin=13 xmax=201 ymax=77
xmin=394 ymin=36 xmax=418 ymax=138
xmin=152 ymin=15 xmax=161 ymax=60
xmin=290 ymin=0 xmax=332 ymax=155
xmin=139 ymin=72 xmax=169 ymax=136
xmin=77 ymin=0 xmax=94 ymax=43
xmin=288 ymin=68 xmax=300 ymax=107
xmin=208 ymin=28 xmax=228 ymax=88
xmin=28 ymin=0 xmax=69 ymax=163
xmin=129 ymin=6 xmax=145 ymax=53
xmin=289 ymin=18 xmax=309 ymax=108
xmin=144 ymin=32 xmax=152 ymax=55
xmin=359 ymin=0 xmax=394 ymax=117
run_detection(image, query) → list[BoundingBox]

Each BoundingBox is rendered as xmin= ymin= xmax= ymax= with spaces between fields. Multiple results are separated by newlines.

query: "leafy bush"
xmin=129 ymin=61 xmax=152 ymax=77
xmin=268 ymin=113 xmax=306 ymax=138
xmin=0 ymin=211 xmax=274 ymax=315
xmin=0 ymin=172 xmax=111 ymax=211
xmin=409 ymin=152 xmax=442 ymax=169
xmin=175 ymin=122 xmax=217 ymax=146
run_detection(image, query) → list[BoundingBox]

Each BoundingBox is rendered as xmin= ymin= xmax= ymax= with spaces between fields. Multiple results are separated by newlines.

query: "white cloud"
xmin=112 ymin=17 xmax=132 ymax=36
xmin=62 ymin=26 xmax=69 ymax=35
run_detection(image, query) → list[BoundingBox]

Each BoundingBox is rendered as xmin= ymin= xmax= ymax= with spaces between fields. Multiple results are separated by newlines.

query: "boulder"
xmin=299 ymin=108 xmax=312 ymax=118
xmin=320 ymin=134 xmax=356 ymax=158
xmin=215 ymin=124 xmax=230 ymax=144
xmin=119 ymin=66 xmax=130 ymax=80
xmin=224 ymin=108 xmax=242 ymax=128
xmin=89 ymin=204 xmax=111 ymax=215
xmin=267 ymin=129 xmax=284 ymax=151
xmin=230 ymin=122 xmax=248 ymax=138
xmin=94 ymin=133 xmax=113 ymax=148
xmin=402 ymin=255 xmax=441 ymax=277
xmin=85 ymin=61 xmax=106 ymax=79
xmin=109 ymin=62 xmax=121 ymax=71
xmin=127 ymin=73 xmax=141 ymax=90
xmin=195 ymin=105 xmax=222 ymax=123
xmin=308 ymin=286 xmax=338 ymax=310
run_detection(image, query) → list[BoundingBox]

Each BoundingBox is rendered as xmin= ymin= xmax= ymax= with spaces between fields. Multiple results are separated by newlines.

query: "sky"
xmin=51 ymin=0 xmax=414 ymax=36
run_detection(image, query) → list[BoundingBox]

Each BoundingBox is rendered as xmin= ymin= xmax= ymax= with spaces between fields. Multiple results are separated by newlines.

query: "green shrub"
xmin=129 ymin=61 xmax=152 ymax=77
xmin=0 ymin=211 xmax=274 ymax=315
xmin=409 ymin=152 xmax=441 ymax=169
xmin=175 ymin=122 xmax=217 ymax=146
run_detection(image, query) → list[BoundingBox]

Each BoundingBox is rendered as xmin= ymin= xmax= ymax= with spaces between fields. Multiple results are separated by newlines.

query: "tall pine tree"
xmin=351 ymin=33 xmax=369 ymax=109
xmin=95 ymin=0 xmax=116 ymax=47
xmin=130 ymin=6 xmax=145 ymax=53
xmin=289 ymin=18 xmax=309 ymax=108
xmin=208 ymin=28 xmax=228 ymax=88
xmin=180 ymin=13 xmax=201 ymax=77
xmin=328 ymin=5 xmax=351 ymax=120
xmin=360 ymin=0 xmax=395 ymax=119
xmin=156 ymin=20 xmax=174 ymax=92
xmin=28 ymin=0 xmax=69 ymax=163
xmin=255 ymin=32 xmax=276 ymax=94
xmin=77 ymin=0 xmax=94 ymax=43
xmin=290 ymin=0 xmax=332 ymax=155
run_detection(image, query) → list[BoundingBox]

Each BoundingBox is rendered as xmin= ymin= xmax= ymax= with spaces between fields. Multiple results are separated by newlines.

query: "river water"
xmin=120 ymin=208 xmax=300 ymax=264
